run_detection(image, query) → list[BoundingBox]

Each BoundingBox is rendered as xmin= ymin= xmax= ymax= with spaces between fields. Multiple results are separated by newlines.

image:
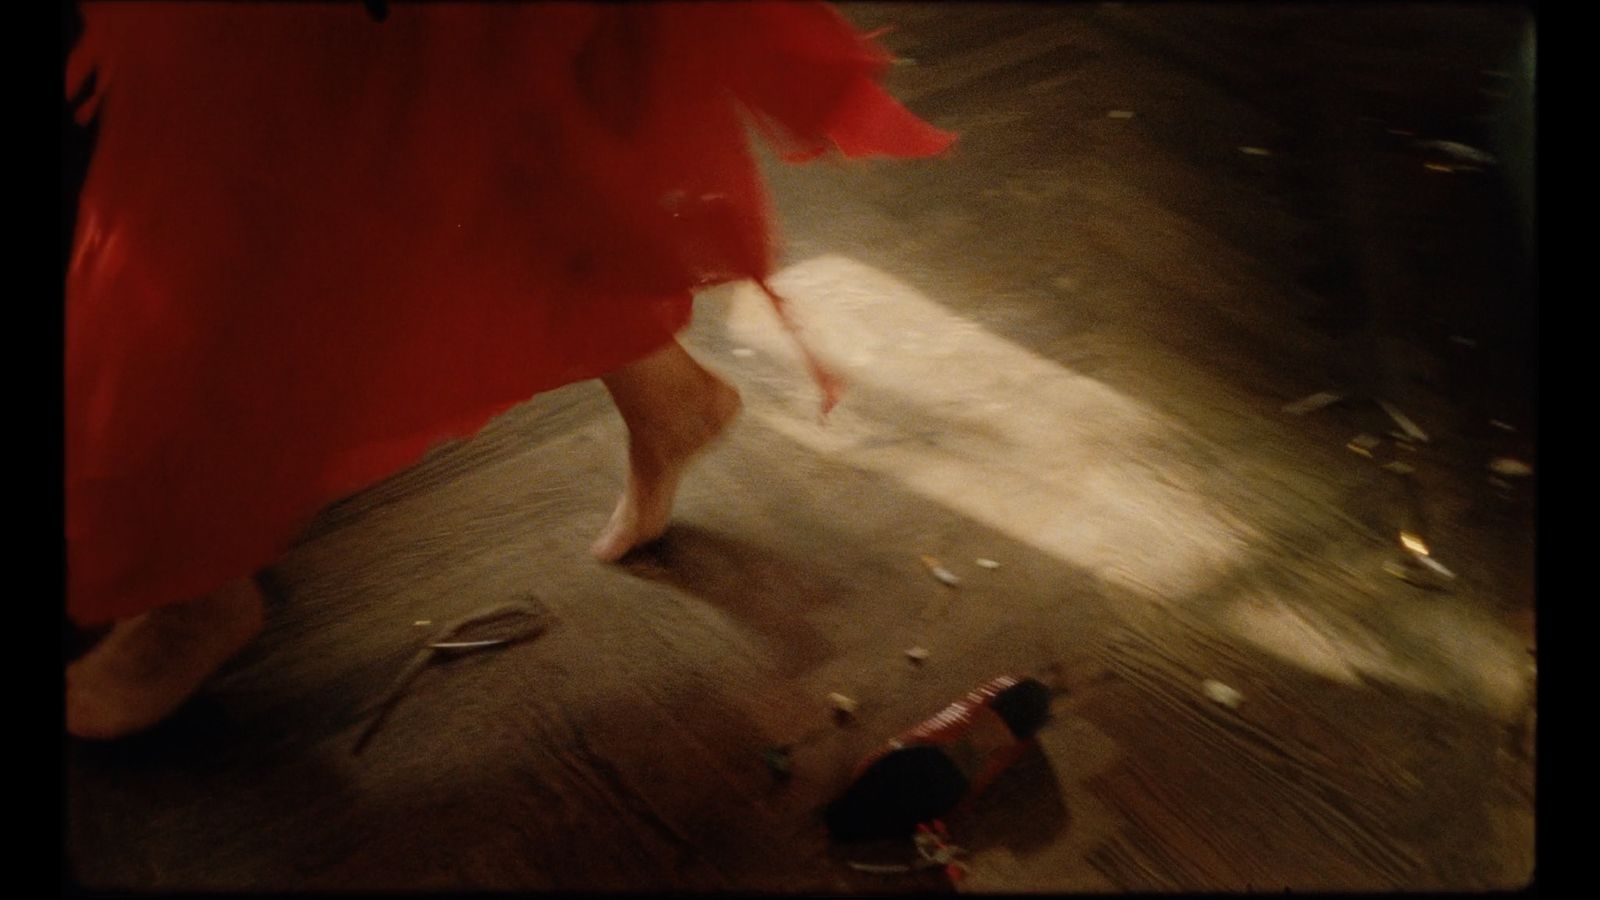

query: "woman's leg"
xmin=66 ymin=577 xmax=266 ymax=739
xmin=591 ymin=340 xmax=742 ymax=561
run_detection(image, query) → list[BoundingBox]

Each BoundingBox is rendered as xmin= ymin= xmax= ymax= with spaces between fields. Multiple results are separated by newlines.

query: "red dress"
xmin=65 ymin=2 xmax=953 ymax=625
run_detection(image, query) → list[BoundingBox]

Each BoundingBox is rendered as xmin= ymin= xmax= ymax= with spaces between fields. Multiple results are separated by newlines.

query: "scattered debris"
xmin=974 ymin=558 xmax=1002 ymax=570
xmin=1238 ymin=146 xmax=1273 ymax=156
xmin=905 ymin=646 xmax=930 ymax=663
xmin=1383 ymin=461 xmax=1416 ymax=475
xmin=1379 ymin=400 xmax=1430 ymax=443
xmin=1399 ymin=531 xmax=1430 ymax=556
xmin=731 ymin=347 xmax=756 ymax=358
xmin=1385 ymin=554 xmax=1456 ymax=589
xmin=829 ymin=692 xmax=859 ymax=717
xmin=1347 ymin=433 xmax=1382 ymax=458
xmin=1283 ymin=390 xmax=1344 ymax=415
xmin=1107 ymin=109 xmax=1136 ymax=119
xmin=1418 ymin=140 xmax=1499 ymax=165
xmin=1201 ymin=679 xmax=1244 ymax=709
xmin=1490 ymin=419 xmax=1516 ymax=433
xmin=1490 ymin=457 xmax=1533 ymax=477
xmin=1386 ymin=533 xmax=1457 ymax=589
xmin=920 ymin=555 xmax=961 ymax=587
xmin=413 ymin=620 xmax=432 ymax=626
xmin=847 ymin=822 xmax=967 ymax=881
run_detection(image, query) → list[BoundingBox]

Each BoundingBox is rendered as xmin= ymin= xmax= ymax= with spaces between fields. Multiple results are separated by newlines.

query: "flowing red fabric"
xmin=65 ymin=2 xmax=953 ymax=625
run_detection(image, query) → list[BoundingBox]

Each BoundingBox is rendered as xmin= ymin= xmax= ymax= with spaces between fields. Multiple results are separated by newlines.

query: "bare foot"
xmin=591 ymin=345 xmax=742 ymax=561
xmin=66 ymin=578 xmax=266 ymax=740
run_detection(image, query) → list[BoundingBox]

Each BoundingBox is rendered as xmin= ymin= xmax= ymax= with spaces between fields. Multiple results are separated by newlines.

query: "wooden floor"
xmin=66 ymin=4 xmax=1537 ymax=892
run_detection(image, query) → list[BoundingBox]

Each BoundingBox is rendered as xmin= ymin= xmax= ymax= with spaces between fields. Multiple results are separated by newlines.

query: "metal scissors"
xmin=353 ymin=598 xmax=552 ymax=754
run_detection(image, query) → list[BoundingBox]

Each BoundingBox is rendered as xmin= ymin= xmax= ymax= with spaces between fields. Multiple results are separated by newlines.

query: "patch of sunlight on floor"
xmin=712 ymin=254 xmax=1248 ymax=602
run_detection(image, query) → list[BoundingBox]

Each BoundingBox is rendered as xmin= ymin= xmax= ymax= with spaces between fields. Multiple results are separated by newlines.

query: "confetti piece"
xmin=905 ymin=647 xmax=930 ymax=662
xmin=1400 ymin=531 xmax=1430 ymax=556
xmin=1418 ymin=140 xmax=1498 ymax=165
xmin=1490 ymin=457 xmax=1533 ymax=477
xmin=1239 ymin=146 xmax=1273 ymax=156
xmin=975 ymin=558 xmax=1001 ymax=569
xmin=1202 ymin=679 xmax=1244 ymax=709
xmin=1385 ymin=552 xmax=1457 ymax=588
xmin=829 ymin=693 xmax=859 ymax=716
xmin=920 ymin=555 xmax=961 ymax=587
xmin=1282 ymin=390 xmax=1343 ymax=415
xmin=1414 ymin=554 xmax=1456 ymax=579
xmin=1379 ymin=400 xmax=1429 ymax=443
xmin=1347 ymin=433 xmax=1381 ymax=457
